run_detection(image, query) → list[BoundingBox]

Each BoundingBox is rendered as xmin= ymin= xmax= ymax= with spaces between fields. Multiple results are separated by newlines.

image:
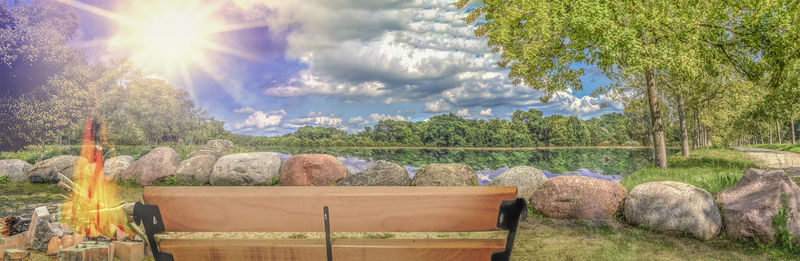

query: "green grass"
xmin=753 ymin=143 xmax=800 ymax=154
xmin=621 ymin=148 xmax=760 ymax=195
xmin=511 ymin=215 xmax=783 ymax=260
xmin=0 ymin=144 xmax=208 ymax=164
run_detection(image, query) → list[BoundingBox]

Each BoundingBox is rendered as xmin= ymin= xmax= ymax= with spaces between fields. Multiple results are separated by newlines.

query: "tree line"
xmin=0 ymin=1 xmax=231 ymax=151
xmin=253 ymin=110 xmax=643 ymax=148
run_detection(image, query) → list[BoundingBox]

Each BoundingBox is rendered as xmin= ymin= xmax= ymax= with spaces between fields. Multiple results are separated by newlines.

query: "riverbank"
xmin=3 ymin=147 xmax=799 ymax=260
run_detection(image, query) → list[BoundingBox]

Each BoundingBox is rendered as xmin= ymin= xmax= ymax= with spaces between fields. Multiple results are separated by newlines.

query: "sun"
xmin=141 ymin=14 xmax=207 ymax=63
xmin=68 ymin=0 xmax=265 ymax=89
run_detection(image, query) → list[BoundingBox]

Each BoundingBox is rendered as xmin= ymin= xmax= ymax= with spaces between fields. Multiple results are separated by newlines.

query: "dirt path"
xmin=734 ymin=147 xmax=800 ymax=176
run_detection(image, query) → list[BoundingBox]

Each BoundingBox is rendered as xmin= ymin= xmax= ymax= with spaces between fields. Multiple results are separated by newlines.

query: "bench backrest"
xmin=142 ymin=186 xmax=517 ymax=233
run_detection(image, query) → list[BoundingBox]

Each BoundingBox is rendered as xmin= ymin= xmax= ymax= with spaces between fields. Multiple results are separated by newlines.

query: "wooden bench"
xmin=133 ymin=186 xmax=526 ymax=261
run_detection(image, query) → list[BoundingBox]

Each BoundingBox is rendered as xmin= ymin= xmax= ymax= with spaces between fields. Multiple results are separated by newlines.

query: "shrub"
xmin=622 ymin=140 xmax=641 ymax=147
xmin=0 ymin=175 xmax=9 ymax=185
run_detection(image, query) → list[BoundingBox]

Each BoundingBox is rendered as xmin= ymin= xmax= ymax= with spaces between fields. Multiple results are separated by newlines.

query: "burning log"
xmin=1 ymin=216 xmax=31 ymax=237
xmin=58 ymin=172 xmax=78 ymax=192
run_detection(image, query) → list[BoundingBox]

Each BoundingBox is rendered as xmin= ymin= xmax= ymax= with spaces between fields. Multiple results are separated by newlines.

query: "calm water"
xmin=262 ymin=147 xmax=672 ymax=185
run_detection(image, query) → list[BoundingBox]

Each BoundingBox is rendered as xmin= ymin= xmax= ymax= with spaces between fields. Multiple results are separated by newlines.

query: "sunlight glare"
xmin=67 ymin=0 xmax=262 ymax=87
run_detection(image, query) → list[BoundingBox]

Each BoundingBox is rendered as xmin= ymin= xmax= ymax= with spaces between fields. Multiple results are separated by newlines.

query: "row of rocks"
xmin=528 ymin=168 xmax=800 ymax=243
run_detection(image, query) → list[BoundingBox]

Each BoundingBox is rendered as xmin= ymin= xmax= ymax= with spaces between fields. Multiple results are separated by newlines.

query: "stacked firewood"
xmin=1 ymin=216 xmax=31 ymax=237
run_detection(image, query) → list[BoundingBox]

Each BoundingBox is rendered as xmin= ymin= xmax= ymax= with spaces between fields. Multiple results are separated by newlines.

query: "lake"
xmin=260 ymin=147 xmax=671 ymax=185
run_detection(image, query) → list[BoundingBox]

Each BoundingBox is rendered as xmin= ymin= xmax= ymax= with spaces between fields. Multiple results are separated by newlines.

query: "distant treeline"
xmin=252 ymin=110 xmax=643 ymax=148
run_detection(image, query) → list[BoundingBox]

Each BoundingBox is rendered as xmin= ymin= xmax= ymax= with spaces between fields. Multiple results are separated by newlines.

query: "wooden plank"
xmin=143 ymin=186 xmax=516 ymax=232
xmin=159 ymin=238 xmax=506 ymax=261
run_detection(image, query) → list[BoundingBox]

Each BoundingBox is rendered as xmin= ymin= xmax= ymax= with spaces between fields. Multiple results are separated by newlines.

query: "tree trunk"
xmin=693 ymin=110 xmax=700 ymax=149
xmin=759 ymin=126 xmax=764 ymax=144
xmin=777 ymin=120 xmax=783 ymax=144
xmin=770 ymin=123 xmax=773 ymax=144
xmin=792 ymin=116 xmax=796 ymax=145
xmin=677 ymin=95 xmax=690 ymax=157
xmin=645 ymin=70 xmax=667 ymax=168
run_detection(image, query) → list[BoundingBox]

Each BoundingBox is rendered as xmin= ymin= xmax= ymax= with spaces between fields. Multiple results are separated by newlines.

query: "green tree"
xmin=457 ymin=0 xmax=728 ymax=168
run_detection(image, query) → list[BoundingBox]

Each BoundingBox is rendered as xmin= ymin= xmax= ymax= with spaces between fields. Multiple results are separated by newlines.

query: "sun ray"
xmin=68 ymin=0 xmax=270 ymax=88
xmin=66 ymin=1 xmax=141 ymax=29
xmin=207 ymin=21 xmax=274 ymax=34
xmin=179 ymin=61 xmax=196 ymax=97
xmin=201 ymin=40 xmax=263 ymax=62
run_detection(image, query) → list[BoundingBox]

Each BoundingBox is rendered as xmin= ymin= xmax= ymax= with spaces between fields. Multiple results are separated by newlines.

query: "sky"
xmin=70 ymin=0 xmax=622 ymax=136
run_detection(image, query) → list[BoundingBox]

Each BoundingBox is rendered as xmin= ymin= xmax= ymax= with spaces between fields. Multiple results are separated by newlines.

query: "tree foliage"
xmin=255 ymin=110 xmax=640 ymax=148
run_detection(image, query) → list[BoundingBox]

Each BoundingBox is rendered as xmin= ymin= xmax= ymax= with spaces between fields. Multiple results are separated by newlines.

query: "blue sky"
xmin=71 ymin=0 xmax=621 ymax=136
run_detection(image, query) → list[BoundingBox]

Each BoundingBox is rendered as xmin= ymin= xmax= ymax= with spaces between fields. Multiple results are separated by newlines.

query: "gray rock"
xmin=338 ymin=160 xmax=410 ymax=186
xmin=120 ymin=147 xmax=180 ymax=186
xmin=0 ymin=159 xmax=32 ymax=183
xmin=175 ymin=154 xmax=218 ymax=185
xmin=102 ymin=155 xmax=134 ymax=181
xmin=411 ymin=163 xmax=478 ymax=186
xmin=487 ymin=166 xmax=548 ymax=200
xmin=30 ymin=216 xmax=61 ymax=252
xmin=210 ymin=152 xmax=282 ymax=186
xmin=26 ymin=156 xmax=83 ymax=183
xmin=625 ymin=181 xmax=721 ymax=240
xmin=188 ymin=139 xmax=235 ymax=158
xmin=717 ymin=168 xmax=800 ymax=243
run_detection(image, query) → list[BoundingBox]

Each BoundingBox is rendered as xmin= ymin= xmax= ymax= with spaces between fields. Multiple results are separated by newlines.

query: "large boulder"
xmin=187 ymin=139 xmax=235 ymax=158
xmin=411 ymin=163 xmax=478 ymax=186
xmin=120 ymin=147 xmax=180 ymax=186
xmin=280 ymin=154 xmax=348 ymax=186
xmin=0 ymin=159 xmax=32 ymax=183
xmin=102 ymin=155 xmax=134 ymax=181
xmin=531 ymin=176 xmax=626 ymax=220
xmin=210 ymin=152 xmax=282 ymax=186
xmin=175 ymin=154 xmax=218 ymax=185
xmin=717 ymin=168 xmax=800 ymax=242
xmin=625 ymin=181 xmax=721 ymax=240
xmin=337 ymin=160 xmax=410 ymax=186
xmin=488 ymin=166 xmax=548 ymax=200
xmin=27 ymin=156 xmax=82 ymax=183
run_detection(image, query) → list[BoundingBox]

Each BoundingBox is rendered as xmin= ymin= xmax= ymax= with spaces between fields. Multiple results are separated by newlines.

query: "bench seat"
xmin=134 ymin=186 xmax=526 ymax=261
xmin=159 ymin=238 xmax=506 ymax=261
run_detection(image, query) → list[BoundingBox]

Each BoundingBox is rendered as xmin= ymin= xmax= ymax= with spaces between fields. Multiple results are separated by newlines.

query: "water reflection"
xmin=270 ymin=147 xmax=670 ymax=185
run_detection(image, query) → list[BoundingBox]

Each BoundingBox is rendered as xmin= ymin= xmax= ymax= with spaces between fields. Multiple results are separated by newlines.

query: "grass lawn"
xmin=621 ymin=148 xmax=760 ymax=195
xmin=3 ymin=148 xmax=798 ymax=260
xmin=753 ymin=143 xmax=800 ymax=154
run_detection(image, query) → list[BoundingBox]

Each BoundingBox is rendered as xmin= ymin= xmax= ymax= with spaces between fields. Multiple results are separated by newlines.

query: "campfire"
xmin=0 ymin=118 xmax=146 ymax=260
xmin=60 ymin=118 xmax=134 ymax=239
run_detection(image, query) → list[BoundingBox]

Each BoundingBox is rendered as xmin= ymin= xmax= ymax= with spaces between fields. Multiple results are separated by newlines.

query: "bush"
xmin=622 ymin=140 xmax=642 ymax=147
xmin=0 ymin=175 xmax=9 ymax=185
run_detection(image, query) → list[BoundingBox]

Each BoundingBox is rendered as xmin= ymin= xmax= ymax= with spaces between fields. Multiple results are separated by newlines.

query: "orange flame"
xmin=61 ymin=118 xmax=133 ymax=238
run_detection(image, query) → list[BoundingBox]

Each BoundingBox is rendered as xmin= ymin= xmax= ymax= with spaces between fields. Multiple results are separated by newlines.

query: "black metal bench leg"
xmin=491 ymin=198 xmax=527 ymax=261
xmin=133 ymin=202 xmax=175 ymax=261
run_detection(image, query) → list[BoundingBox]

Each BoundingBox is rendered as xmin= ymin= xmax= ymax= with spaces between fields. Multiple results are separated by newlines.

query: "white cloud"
xmin=368 ymin=113 xmax=407 ymax=122
xmin=233 ymin=107 xmax=256 ymax=114
xmin=546 ymin=89 xmax=622 ymax=117
xmin=456 ymin=108 xmax=469 ymax=116
xmin=287 ymin=111 xmax=343 ymax=127
xmin=347 ymin=116 xmax=368 ymax=125
xmin=235 ymin=109 xmax=286 ymax=130
xmin=247 ymin=0 xmax=554 ymax=108
xmin=479 ymin=108 xmax=493 ymax=116
xmin=424 ymin=99 xmax=451 ymax=113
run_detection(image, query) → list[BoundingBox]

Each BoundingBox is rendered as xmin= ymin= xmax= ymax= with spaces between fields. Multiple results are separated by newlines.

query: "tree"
xmin=457 ymin=1 xmax=718 ymax=168
xmin=0 ymin=0 xmax=82 ymax=150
